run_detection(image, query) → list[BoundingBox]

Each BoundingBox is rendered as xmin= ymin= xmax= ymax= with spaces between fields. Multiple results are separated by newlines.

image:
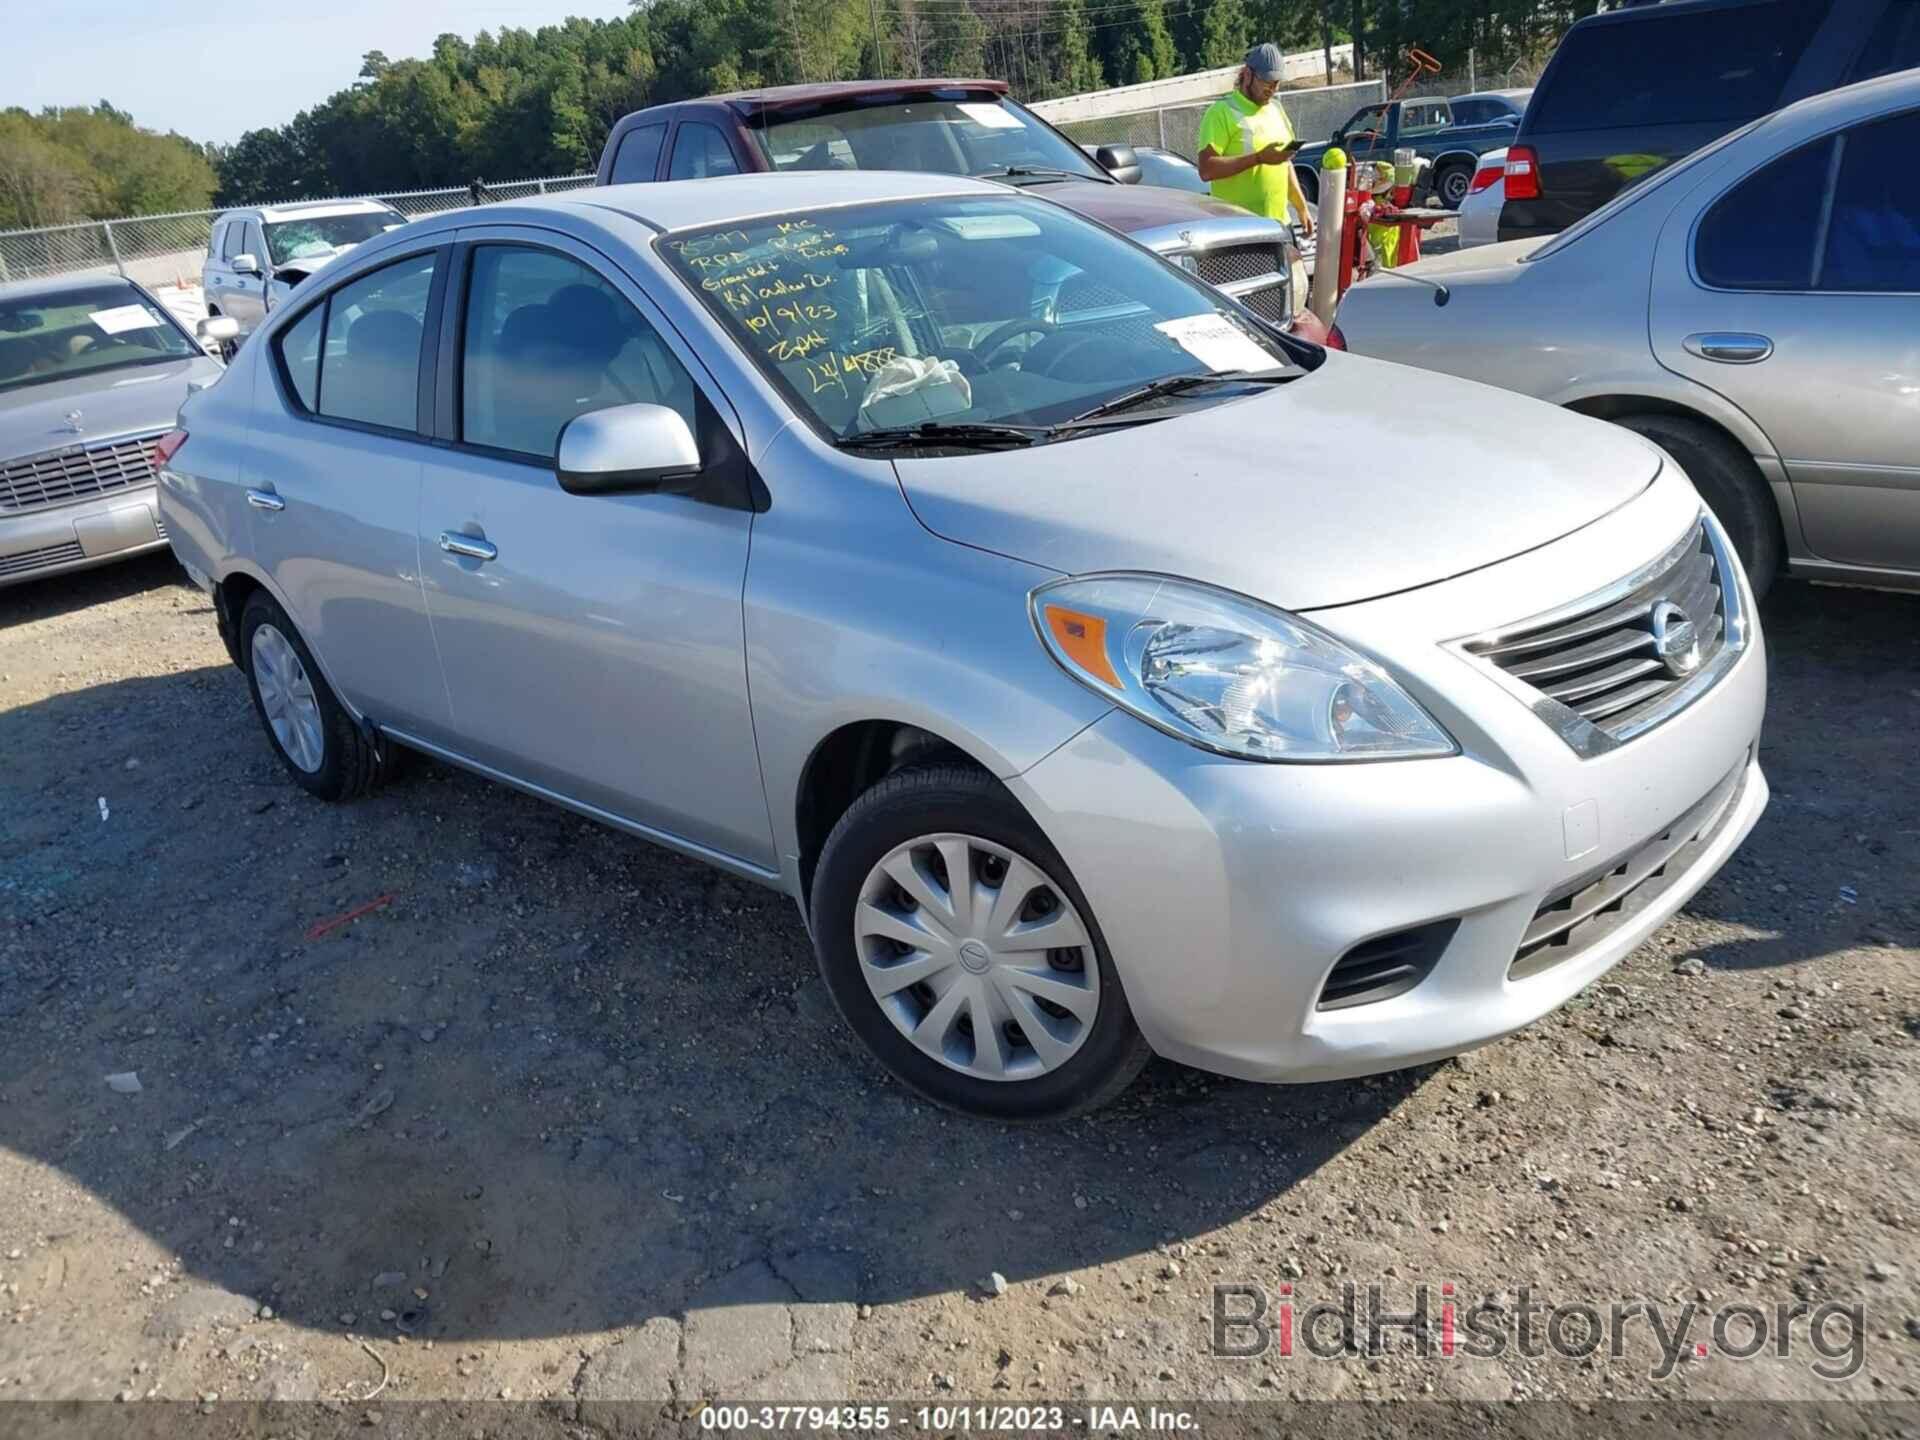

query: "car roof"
xmin=0 ymin=272 xmax=150 ymax=303
xmin=540 ymin=170 xmax=1004 ymax=234
xmin=218 ymin=198 xmax=400 ymax=223
xmin=1452 ymin=89 xmax=1530 ymax=105
xmin=690 ymin=77 xmax=1008 ymax=115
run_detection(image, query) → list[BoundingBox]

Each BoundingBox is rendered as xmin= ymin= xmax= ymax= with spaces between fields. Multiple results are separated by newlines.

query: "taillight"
xmin=1504 ymin=146 xmax=1540 ymax=202
xmin=154 ymin=429 xmax=188 ymax=469
xmin=1468 ymin=160 xmax=1504 ymax=195
xmin=1324 ymin=323 xmax=1348 ymax=351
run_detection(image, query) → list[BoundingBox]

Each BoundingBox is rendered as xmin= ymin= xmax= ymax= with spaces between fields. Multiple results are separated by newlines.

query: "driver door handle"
xmin=439 ymin=531 xmax=497 ymax=562
xmin=245 ymin=488 xmax=284 ymax=512
xmin=1683 ymin=332 xmax=1773 ymax=364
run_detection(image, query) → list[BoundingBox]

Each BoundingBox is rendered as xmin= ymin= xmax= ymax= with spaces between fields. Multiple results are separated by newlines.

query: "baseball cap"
xmin=1245 ymin=43 xmax=1285 ymax=81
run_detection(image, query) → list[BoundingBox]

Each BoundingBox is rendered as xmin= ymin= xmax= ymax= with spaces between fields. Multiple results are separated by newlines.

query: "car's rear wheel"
xmin=239 ymin=590 xmax=396 ymax=801
xmin=1434 ymin=162 xmax=1473 ymax=208
xmin=1616 ymin=413 xmax=1782 ymax=598
xmin=809 ymin=764 xmax=1151 ymax=1120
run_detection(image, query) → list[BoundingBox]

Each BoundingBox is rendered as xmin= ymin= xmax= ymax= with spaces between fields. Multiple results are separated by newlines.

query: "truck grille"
xmin=1 ymin=432 xmax=162 ymax=513
xmin=1193 ymin=243 xmax=1287 ymax=287
xmin=1511 ymin=759 xmax=1748 ymax=980
xmin=1463 ymin=519 xmax=1736 ymax=747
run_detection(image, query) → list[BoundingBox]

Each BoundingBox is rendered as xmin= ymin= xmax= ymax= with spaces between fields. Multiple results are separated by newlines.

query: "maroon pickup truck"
xmin=594 ymin=79 xmax=1323 ymax=340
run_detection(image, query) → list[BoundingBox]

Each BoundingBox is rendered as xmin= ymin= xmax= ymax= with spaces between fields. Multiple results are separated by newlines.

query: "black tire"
xmin=239 ymin=590 xmax=397 ymax=802
xmin=1434 ymin=162 xmax=1473 ymax=209
xmin=809 ymin=763 xmax=1152 ymax=1121
xmin=1616 ymin=413 xmax=1782 ymax=598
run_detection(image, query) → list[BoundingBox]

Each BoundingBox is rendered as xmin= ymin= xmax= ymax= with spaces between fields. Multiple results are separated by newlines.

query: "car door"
xmin=1651 ymin=104 xmax=1920 ymax=573
xmin=224 ymin=220 xmax=271 ymax=332
xmin=413 ymin=228 xmax=773 ymax=870
xmin=207 ymin=219 xmax=243 ymax=318
xmin=241 ymin=245 xmax=454 ymax=737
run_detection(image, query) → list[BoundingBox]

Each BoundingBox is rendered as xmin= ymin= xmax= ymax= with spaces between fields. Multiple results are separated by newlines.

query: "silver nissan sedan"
xmin=160 ymin=171 xmax=1768 ymax=1119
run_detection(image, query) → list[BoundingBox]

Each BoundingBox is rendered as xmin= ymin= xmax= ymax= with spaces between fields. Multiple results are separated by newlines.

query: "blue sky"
xmin=3 ymin=0 xmax=629 ymax=144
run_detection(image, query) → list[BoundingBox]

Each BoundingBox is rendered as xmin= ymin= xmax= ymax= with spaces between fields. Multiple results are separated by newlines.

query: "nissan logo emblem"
xmin=1650 ymin=599 xmax=1702 ymax=678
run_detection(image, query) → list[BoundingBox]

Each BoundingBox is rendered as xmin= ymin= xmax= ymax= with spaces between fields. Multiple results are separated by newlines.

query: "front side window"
xmin=668 ymin=123 xmax=741 ymax=180
xmin=0 ymin=282 xmax=197 ymax=394
xmin=749 ymin=96 xmax=1106 ymax=183
xmin=460 ymin=245 xmax=696 ymax=459
xmin=265 ymin=211 xmax=401 ymax=266
xmin=659 ymin=196 xmax=1299 ymax=445
xmin=221 ymin=220 xmax=245 ymax=260
xmin=244 ymin=223 xmax=267 ymax=264
xmin=280 ymin=252 xmax=436 ymax=431
xmin=611 ymin=122 xmax=666 ymax=183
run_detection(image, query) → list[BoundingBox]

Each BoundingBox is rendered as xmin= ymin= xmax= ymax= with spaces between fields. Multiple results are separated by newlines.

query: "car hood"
xmin=1032 ymin=179 xmax=1263 ymax=241
xmin=892 ymin=354 xmax=1660 ymax=611
xmin=0 ymin=356 xmax=220 ymax=458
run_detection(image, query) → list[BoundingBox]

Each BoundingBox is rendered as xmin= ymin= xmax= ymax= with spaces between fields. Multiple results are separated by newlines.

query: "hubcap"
xmin=854 ymin=833 xmax=1099 ymax=1082
xmin=251 ymin=623 xmax=325 ymax=774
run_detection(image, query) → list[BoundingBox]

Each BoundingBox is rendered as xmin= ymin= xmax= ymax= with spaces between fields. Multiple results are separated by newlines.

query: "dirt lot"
xmin=1 ymin=552 xmax=1916 ymax=1419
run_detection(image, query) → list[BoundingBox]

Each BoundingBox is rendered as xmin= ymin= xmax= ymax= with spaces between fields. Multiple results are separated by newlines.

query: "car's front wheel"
xmin=239 ymin=590 xmax=396 ymax=801
xmin=1434 ymin=162 xmax=1473 ymax=208
xmin=810 ymin=764 xmax=1151 ymax=1120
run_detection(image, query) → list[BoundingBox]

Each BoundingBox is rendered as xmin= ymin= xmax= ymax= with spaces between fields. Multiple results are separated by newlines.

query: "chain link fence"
xmin=1053 ymin=78 xmax=1387 ymax=160
xmin=0 ymin=173 xmax=596 ymax=288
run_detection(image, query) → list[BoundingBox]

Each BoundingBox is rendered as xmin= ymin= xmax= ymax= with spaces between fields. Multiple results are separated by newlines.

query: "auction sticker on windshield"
xmin=89 ymin=304 xmax=164 ymax=335
xmin=1155 ymin=314 xmax=1278 ymax=373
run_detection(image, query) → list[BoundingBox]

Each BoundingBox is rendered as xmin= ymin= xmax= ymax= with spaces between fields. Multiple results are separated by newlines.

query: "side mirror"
xmin=196 ymin=316 xmax=239 ymax=350
xmin=556 ymin=403 xmax=702 ymax=496
xmin=1094 ymin=144 xmax=1142 ymax=184
xmin=231 ymin=253 xmax=261 ymax=276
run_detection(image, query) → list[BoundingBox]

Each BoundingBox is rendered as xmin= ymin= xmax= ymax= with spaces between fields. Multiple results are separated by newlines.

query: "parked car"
xmin=596 ymin=80 xmax=1312 ymax=335
xmin=161 ymin=171 xmax=1767 ymax=1119
xmin=1334 ymin=71 xmax=1920 ymax=599
xmin=1295 ymin=90 xmax=1530 ymax=208
xmin=1 ymin=275 xmax=229 ymax=588
xmin=1498 ymin=0 xmax=1920 ymax=241
xmin=1455 ymin=147 xmax=1508 ymax=247
xmin=203 ymin=199 xmax=408 ymax=347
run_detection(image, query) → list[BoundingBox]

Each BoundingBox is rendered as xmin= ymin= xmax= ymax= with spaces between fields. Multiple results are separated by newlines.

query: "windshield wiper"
xmin=1058 ymin=370 xmax=1294 ymax=429
xmin=838 ymin=421 xmax=1047 ymax=452
xmin=972 ymin=165 xmax=1094 ymax=186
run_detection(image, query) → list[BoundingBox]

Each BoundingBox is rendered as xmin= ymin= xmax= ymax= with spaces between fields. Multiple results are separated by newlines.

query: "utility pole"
xmin=869 ymin=0 xmax=886 ymax=76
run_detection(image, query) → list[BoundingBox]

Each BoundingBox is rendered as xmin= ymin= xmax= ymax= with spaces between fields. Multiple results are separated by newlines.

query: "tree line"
xmin=3 ymin=0 xmax=1596 ymax=227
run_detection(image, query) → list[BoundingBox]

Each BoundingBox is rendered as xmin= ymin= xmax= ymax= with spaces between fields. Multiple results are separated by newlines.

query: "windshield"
xmin=659 ymin=195 xmax=1300 ymax=445
xmin=265 ymin=211 xmax=400 ymax=265
xmin=746 ymin=95 xmax=1108 ymax=184
xmin=0 ymin=282 xmax=196 ymax=394
xmin=1526 ymin=114 xmax=1769 ymax=262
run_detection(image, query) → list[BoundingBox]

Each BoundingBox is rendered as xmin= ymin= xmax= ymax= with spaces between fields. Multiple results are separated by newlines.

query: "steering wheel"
xmin=974 ymin=317 xmax=1056 ymax=367
xmin=1020 ymin=331 xmax=1110 ymax=380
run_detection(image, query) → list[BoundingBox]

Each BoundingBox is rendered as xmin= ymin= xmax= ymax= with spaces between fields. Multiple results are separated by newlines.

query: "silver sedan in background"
xmin=1333 ymin=70 xmax=1920 ymax=597
xmin=162 ymin=170 xmax=1765 ymax=1119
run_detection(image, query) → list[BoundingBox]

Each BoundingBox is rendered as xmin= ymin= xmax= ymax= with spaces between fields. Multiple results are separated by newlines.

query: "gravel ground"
xmin=0 ymin=552 xmax=1916 ymax=1418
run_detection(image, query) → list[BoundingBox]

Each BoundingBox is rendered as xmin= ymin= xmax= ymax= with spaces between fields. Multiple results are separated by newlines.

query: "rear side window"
xmin=1529 ymin=1 xmax=1824 ymax=133
xmin=1695 ymin=137 xmax=1830 ymax=289
xmin=1821 ymin=107 xmax=1920 ymax=291
xmin=279 ymin=303 xmax=324 ymax=410
xmin=668 ymin=122 xmax=741 ymax=180
xmin=1845 ymin=0 xmax=1920 ymax=82
xmin=208 ymin=222 xmax=225 ymax=259
xmin=275 ymin=252 xmax=436 ymax=430
xmin=610 ymin=122 xmax=667 ymax=183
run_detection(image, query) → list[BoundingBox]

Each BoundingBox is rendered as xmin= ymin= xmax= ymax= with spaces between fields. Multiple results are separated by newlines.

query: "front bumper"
xmin=1009 ymin=470 xmax=1768 ymax=1082
xmin=0 ymin=486 xmax=168 ymax=588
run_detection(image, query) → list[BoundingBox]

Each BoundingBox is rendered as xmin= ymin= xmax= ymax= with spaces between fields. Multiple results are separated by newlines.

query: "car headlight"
xmin=1031 ymin=574 xmax=1456 ymax=762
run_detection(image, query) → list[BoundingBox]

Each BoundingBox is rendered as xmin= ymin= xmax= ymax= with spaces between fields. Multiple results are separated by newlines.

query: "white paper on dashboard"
xmin=1153 ymin=314 xmax=1277 ymax=374
xmin=89 ymin=304 xmax=164 ymax=335
xmin=957 ymin=102 xmax=1023 ymax=130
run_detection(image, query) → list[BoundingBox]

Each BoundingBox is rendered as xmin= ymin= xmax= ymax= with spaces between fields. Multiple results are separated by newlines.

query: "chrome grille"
xmin=1461 ymin=518 xmax=1743 ymax=751
xmin=0 ymin=432 xmax=163 ymax=513
xmin=1512 ymin=760 xmax=1748 ymax=980
xmin=0 ymin=540 xmax=85 ymax=578
xmin=1193 ymin=243 xmax=1286 ymax=287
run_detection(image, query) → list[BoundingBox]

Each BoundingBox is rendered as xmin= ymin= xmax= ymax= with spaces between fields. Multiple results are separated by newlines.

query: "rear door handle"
xmin=245 ymin=488 xmax=284 ymax=512
xmin=439 ymin=531 xmax=497 ymax=562
xmin=1683 ymin=332 xmax=1773 ymax=364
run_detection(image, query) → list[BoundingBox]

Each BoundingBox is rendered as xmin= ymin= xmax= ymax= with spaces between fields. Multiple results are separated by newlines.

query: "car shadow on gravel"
xmin=0 ymin=551 xmax=187 ymax=630
xmin=1 ymin=577 xmax=1913 ymax=1347
xmin=0 ymin=658 xmax=1425 ymax=1345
